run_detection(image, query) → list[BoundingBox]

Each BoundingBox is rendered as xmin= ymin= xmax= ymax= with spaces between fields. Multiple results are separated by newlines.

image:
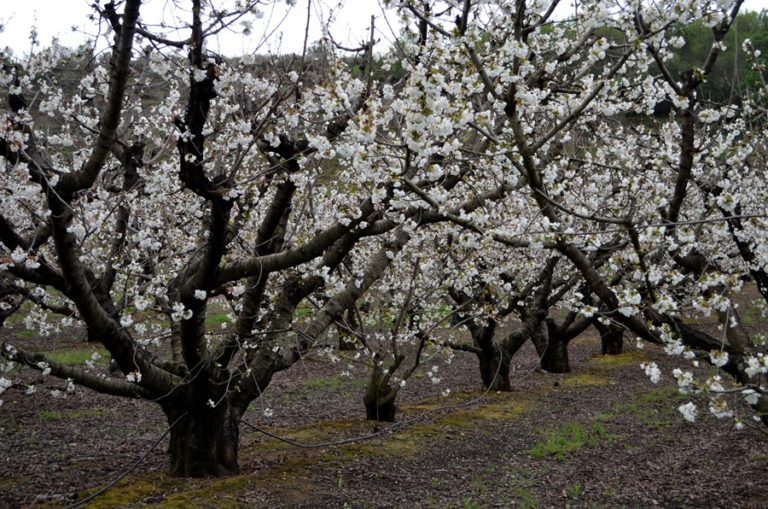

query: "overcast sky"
xmin=1 ymin=0 xmax=767 ymax=57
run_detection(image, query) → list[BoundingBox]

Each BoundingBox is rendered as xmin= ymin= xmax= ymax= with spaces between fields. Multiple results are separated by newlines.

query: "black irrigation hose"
xmin=66 ymin=412 xmax=188 ymax=509
xmin=242 ymin=343 xmax=508 ymax=449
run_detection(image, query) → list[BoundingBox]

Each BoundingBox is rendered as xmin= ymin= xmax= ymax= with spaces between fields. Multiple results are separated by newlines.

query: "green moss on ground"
xmin=589 ymin=351 xmax=648 ymax=368
xmin=560 ymin=373 xmax=611 ymax=387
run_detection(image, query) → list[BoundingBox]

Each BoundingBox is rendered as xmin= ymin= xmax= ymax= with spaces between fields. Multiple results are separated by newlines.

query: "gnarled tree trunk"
xmin=164 ymin=403 xmax=241 ymax=477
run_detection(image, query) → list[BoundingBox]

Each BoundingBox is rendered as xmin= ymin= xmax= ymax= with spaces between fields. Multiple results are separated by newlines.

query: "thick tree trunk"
xmin=478 ymin=348 xmax=511 ymax=391
xmin=541 ymin=336 xmax=570 ymax=373
xmin=364 ymin=363 xmax=398 ymax=422
xmin=530 ymin=321 xmax=549 ymax=358
xmin=593 ymin=319 xmax=623 ymax=355
xmin=540 ymin=321 xmax=571 ymax=373
xmin=164 ymin=404 xmax=240 ymax=477
xmin=364 ymin=390 xmax=397 ymax=422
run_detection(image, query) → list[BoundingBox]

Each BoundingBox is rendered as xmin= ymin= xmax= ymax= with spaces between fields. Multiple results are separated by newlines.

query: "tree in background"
xmin=664 ymin=9 xmax=768 ymax=104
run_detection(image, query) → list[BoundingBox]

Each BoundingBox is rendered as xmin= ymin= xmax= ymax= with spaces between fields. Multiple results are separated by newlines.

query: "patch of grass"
xmin=342 ymin=430 xmax=421 ymax=458
xmin=302 ymin=374 xmax=347 ymax=392
xmin=440 ymin=406 xmax=520 ymax=426
xmin=295 ymin=306 xmax=313 ymax=319
xmin=594 ymin=410 xmax=614 ymax=419
xmin=508 ymin=466 xmax=541 ymax=507
xmin=79 ymin=478 xmax=163 ymax=508
xmin=440 ymin=396 xmax=529 ymax=427
xmin=39 ymin=407 xmax=106 ymax=423
xmin=272 ymin=393 xmax=530 ymax=462
xmin=40 ymin=410 xmax=63 ymax=422
xmin=640 ymin=386 xmax=685 ymax=404
xmin=529 ymin=422 xmax=609 ymax=459
xmin=560 ymin=373 xmax=610 ymax=387
xmin=458 ymin=476 xmax=494 ymax=509
xmin=69 ymin=407 xmax=107 ymax=419
xmin=589 ymin=351 xmax=648 ymax=368
xmin=248 ymin=419 xmax=368 ymax=456
xmin=404 ymin=391 xmax=477 ymax=412
xmin=566 ymin=481 xmax=584 ymax=498
xmin=461 ymin=497 xmax=481 ymax=509
xmin=205 ymin=312 xmax=230 ymax=328
xmin=161 ymin=474 xmax=255 ymax=509
xmin=510 ymin=487 xmax=540 ymax=508
xmin=15 ymin=329 xmax=38 ymax=338
xmin=471 ymin=476 xmax=489 ymax=495
xmin=44 ymin=348 xmax=108 ymax=365
xmin=611 ymin=386 xmax=687 ymax=429
xmin=83 ymin=472 xmax=280 ymax=509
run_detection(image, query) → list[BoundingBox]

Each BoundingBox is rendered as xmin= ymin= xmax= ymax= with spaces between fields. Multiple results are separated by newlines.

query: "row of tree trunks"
xmin=473 ymin=317 xmax=624 ymax=388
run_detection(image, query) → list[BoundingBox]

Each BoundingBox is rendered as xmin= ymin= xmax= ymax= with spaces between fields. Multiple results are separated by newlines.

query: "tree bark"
xmin=364 ymin=390 xmax=397 ymax=422
xmin=540 ymin=321 xmax=571 ymax=373
xmin=540 ymin=336 xmax=570 ymax=373
xmin=364 ymin=361 xmax=398 ymax=422
xmin=478 ymin=346 xmax=511 ymax=391
xmin=593 ymin=318 xmax=623 ymax=355
xmin=164 ymin=404 xmax=240 ymax=477
xmin=338 ymin=304 xmax=358 ymax=351
xmin=531 ymin=321 xmax=548 ymax=358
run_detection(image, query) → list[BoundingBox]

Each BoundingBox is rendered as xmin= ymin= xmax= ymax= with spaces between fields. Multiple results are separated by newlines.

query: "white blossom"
xmin=0 ymin=377 xmax=11 ymax=395
xmin=709 ymin=350 xmax=729 ymax=368
xmin=678 ymin=402 xmax=698 ymax=422
xmin=641 ymin=362 xmax=661 ymax=384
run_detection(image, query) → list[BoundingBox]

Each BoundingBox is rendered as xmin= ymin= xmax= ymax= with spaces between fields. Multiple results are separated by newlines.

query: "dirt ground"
xmin=1 ymin=328 xmax=767 ymax=508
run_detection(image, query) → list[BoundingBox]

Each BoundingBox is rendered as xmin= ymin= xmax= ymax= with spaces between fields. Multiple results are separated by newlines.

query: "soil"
xmin=1 ymin=327 xmax=767 ymax=508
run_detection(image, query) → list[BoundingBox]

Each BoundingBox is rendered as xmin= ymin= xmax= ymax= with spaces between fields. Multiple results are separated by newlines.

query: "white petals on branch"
xmin=171 ymin=303 xmax=192 ymax=321
xmin=745 ymin=354 xmax=768 ymax=378
xmin=709 ymin=351 xmax=729 ymax=368
xmin=641 ymin=362 xmax=661 ymax=384
xmin=678 ymin=402 xmax=698 ymax=422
